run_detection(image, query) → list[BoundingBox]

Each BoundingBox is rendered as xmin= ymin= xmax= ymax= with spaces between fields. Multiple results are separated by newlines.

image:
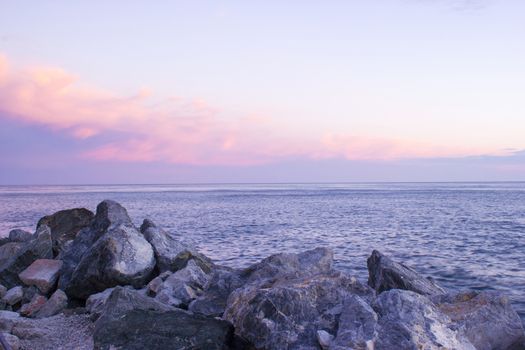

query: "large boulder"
xmin=433 ymin=291 xmax=525 ymax=350
xmin=224 ymin=270 xmax=373 ymax=350
xmin=58 ymin=200 xmax=134 ymax=291
xmin=140 ymin=219 xmax=213 ymax=273
xmin=93 ymin=289 xmax=234 ymax=350
xmin=59 ymin=200 xmax=155 ymax=299
xmin=65 ymin=224 xmax=155 ymax=299
xmin=0 ymin=226 xmax=52 ymax=289
xmin=372 ymin=289 xmax=475 ymax=349
xmin=37 ymin=208 xmax=94 ymax=255
xmin=367 ymin=250 xmax=446 ymax=296
xmin=190 ymin=247 xmax=334 ymax=317
xmin=18 ymin=259 xmax=63 ymax=294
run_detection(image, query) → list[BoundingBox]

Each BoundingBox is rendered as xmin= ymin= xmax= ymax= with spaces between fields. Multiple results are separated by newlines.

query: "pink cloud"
xmin=0 ymin=53 xmax=482 ymax=165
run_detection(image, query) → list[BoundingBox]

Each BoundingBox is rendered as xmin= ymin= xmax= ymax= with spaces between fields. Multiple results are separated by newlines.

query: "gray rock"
xmin=331 ymin=295 xmax=378 ymax=350
xmin=0 ymin=284 xmax=7 ymax=299
xmin=146 ymin=276 xmax=163 ymax=296
xmin=434 ymin=291 xmax=525 ymax=350
xmin=140 ymin=219 xmax=213 ymax=273
xmin=35 ymin=289 xmax=68 ymax=318
xmin=155 ymin=259 xmax=209 ymax=307
xmin=0 ymin=226 xmax=52 ymax=289
xmin=0 ymin=243 xmax=25 ymax=266
xmin=37 ymin=208 xmax=94 ymax=255
xmin=65 ymin=224 xmax=155 ymax=299
xmin=93 ymin=308 xmax=234 ymax=350
xmin=18 ymin=259 xmax=63 ymax=294
xmin=8 ymin=229 xmax=33 ymax=243
xmin=58 ymin=200 xmax=134 ymax=292
xmin=0 ymin=310 xmax=21 ymax=333
xmin=19 ymin=294 xmax=47 ymax=317
xmin=0 ymin=332 xmax=20 ymax=350
xmin=3 ymin=286 xmax=24 ymax=306
xmin=190 ymin=247 xmax=334 ymax=317
xmin=224 ymin=270 xmax=373 ymax=350
xmin=85 ymin=287 xmax=116 ymax=320
xmin=21 ymin=286 xmax=39 ymax=305
xmin=367 ymin=250 xmax=446 ymax=296
xmin=316 ymin=330 xmax=334 ymax=349
xmin=373 ymin=289 xmax=475 ymax=350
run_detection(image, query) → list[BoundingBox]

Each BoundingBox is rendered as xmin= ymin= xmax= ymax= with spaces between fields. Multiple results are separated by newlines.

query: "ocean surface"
xmin=0 ymin=182 xmax=524 ymax=321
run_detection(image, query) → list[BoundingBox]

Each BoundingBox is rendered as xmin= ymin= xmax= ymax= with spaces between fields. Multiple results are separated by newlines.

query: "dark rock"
xmin=58 ymin=200 xmax=155 ymax=299
xmin=367 ymin=250 xmax=446 ymax=296
xmin=18 ymin=259 xmax=63 ymax=294
xmin=331 ymin=295 xmax=378 ymax=349
xmin=34 ymin=289 xmax=68 ymax=318
xmin=141 ymin=218 xmax=214 ymax=273
xmin=373 ymin=289 xmax=475 ymax=349
xmin=21 ymin=286 xmax=39 ymax=305
xmin=65 ymin=224 xmax=155 ymax=299
xmin=0 ymin=284 xmax=7 ymax=299
xmin=0 ymin=237 xmax=10 ymax=247
xmin=8 ymin=230 xmax=33 ymax=243
xmin=191 ymin=247 xmax=334 ymax=317
xmin=0 ymin=226 xmax=52 ymax=289
xmin=93 ymin=308 xmax=234 ymax=350
xmin=37 ymin=208 xmax=94 ymax=255
xmin=224 ymin=270 xmax=373 ymax=350
xmin=19 ymin=294 xmax=47 ymax=317
xmin=433 ymin=291 xmax=525 ymax=350
xmin=3 ymin=286 xmax=24 ymax=306
xmin=0 ymin=243 xmax=25 ymax=267
xmin=85 ymin=287 xmax=116 ymax=320
xmin=58 ymin=200 xmax=134 ymax=291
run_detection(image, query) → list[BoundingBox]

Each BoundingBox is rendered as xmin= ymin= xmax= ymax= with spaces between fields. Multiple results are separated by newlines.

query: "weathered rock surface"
xmin=0 ymin=243 xmax=25 ymax=266
xmin=224 ymin=270 xmax=373 ymax=350
xmin=37 ymin=208 xmax=94 ymax=255
xmin=93 ymin=308 xmax=234 ymax=350
xmin=19 ymin=294 xmax=47 ymax=317
xmin=58 ymin=200 xmax=134 ymax=291
xmin=3 ymin=286 xmax=24 ymax=306
xmin=85 ymin=287 xmax=116 ymax=320
xmin=155 ymin=259 xmax=209 ymax=307
xmin=140 ymin=218 xmax=213 ymax=273
xmin=367 ymin=249 xmax=446 ymax=296
xmin=18 ymin=259 xmax=63 ymax=294
xmin=8 ymin=230 xmax=33 ymax=243
xmin=434 ymin=291 xmax=525 ymax=350
xmin=191 ymin=247 xmax=334 ymax=317
xmin=59 ymin=200 xmax=155 ymax=299
xmin=373 ymin=289 xmax=476 ymax=350
xmin=35 ymin=289 xmax=68 ymax=319
xmin=0 ymin=226 xmax=52 ymax=289
xmin=1 ymin=332 xmax=20 ymax=350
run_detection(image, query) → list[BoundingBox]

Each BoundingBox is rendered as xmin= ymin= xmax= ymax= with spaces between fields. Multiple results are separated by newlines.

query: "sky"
xmin=0 ymin=0 xmax=524 ymax=184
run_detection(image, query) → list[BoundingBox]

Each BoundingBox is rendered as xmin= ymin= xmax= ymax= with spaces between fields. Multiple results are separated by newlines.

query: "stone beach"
xmin=0 ymin=199 xmax=523 ymax=350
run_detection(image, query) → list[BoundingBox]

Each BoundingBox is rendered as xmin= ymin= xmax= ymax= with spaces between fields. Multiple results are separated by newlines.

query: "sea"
xmin=0 ymin=182 xmax=524 ymax=321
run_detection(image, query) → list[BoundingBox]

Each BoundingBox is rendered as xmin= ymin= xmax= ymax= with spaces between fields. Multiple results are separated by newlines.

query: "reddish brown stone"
xmin=18 ymin=259 xmax=63 ymax=294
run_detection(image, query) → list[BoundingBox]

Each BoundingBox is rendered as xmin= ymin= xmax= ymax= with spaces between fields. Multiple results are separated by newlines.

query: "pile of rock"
xmin=0 ymin=199 xmax=523 ymax=350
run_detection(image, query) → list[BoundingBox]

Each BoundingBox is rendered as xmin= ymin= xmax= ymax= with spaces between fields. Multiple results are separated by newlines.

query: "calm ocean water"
xmin=0 ymin=183 xmax=524 ymax=321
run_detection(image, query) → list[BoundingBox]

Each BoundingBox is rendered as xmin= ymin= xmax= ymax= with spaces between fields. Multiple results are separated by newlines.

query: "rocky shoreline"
xmin=0 ymin=199 xmax=523 ymax=350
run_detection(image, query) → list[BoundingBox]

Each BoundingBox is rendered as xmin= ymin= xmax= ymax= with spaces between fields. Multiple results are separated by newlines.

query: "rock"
xmin=434 ymin=291 xmax=525 ymax=350
xmin=3 ymin=286 xmax=23 ymax=306
xmin=85 ymin=287 xmax=116 ymax=320
xmin=373 ymin=289 xmax=475 ymax=350
xmin=8 ymin=229 xmax=33 ymax=243
xmin=0 ymin=332 xmax=20 ymax=350
xmin=155 ymin=259 xmax=209 ymax=307
xmin=0 ymin=310 xmax=21 ymax=333
xmin=191 ymin=247 xmax=334 ymax=317
xmin=331 ymin=295 xmax=378 ymax=350
xmin=0 ymin=243 xmax=25 ymax=266
xmin=34 ymin=289 xmax=67 ymax=318
xmin=316 ymin=330 xmax=334 ymax=349
xmin=65 ymin=224 xmax=155 ymax=299
xmin=146 ymin=276 xmax=163 ymax=296
xmin=21 ymin=286 xmax=39 ymax=305
xmin=140 ymin=218 xmax=213 ymax=273
xmin=0 ymin=226 xmax=52 ymax=289
xmin=224 ymin=270 xmax=373 ymax=350
xmin=58 ymin=200 xmax=134 ymax=292
xmin=37 ymin=208 xmax=94 ymax=256
xmin=0 ymin=285 xmax=7 ymax=299
xmin=58 ymin=201 xmax=155 ymax=299
xmin=18 ymin=259 xmax=63 ymax=294
xmin=19 ymin=294 xmax=47 ymax=317
xmin=367 ymin=250 xmax=446 ymax=296
xmin=93 ymin=308 xmax=234 ymax=350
